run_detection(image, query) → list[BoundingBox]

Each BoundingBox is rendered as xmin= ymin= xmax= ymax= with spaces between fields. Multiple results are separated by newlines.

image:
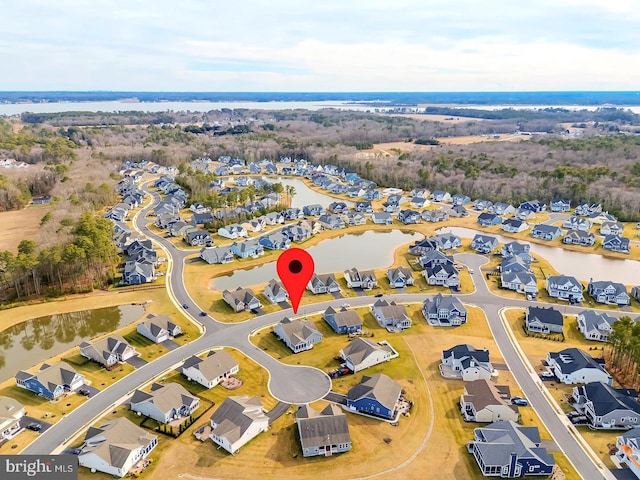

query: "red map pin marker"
xmin=276 ymin=248 xmax=315 ymax=314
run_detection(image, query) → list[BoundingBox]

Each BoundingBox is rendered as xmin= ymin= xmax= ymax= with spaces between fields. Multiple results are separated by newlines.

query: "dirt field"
xmin=438 ymin=134 xmax=528 ymax=145
xmin=0 ymin=204 xmax=49 ymax=253
xmin=390 ymin=113 xmax=486 ymax=123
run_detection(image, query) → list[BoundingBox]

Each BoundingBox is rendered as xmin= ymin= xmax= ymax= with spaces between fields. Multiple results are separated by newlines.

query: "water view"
xmin=0 ymin=304 xmax=145 ymax=382
xmin=262 ymin=177 xmax=353 ymax=209
xmin=439 ymin=226 xmax=640 ymax=285
xmin=211 ymin=229 xmax=419 ymax=291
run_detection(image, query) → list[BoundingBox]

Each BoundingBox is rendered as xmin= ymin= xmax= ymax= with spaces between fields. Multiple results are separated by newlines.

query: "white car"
xmin=341 ymin=303 xmax=350 ymax=308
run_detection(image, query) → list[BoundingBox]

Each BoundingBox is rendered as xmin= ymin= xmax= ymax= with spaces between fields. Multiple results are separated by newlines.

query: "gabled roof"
xmin=577 ymin=310 xmax=616 ymax=332
xmin=548 ymin=348 xmax=609 ymax=375
xmin=324 ymin=306 xmax=362 ymax=329
xmin=139 ymin=314 xmax=177 ymax=336
xmin=346 ymin=373 xmax=402 ymax=412
xmin=130 ymin=382 xmax=198 ymax=415
xmin=182 ymin=350 xmax=238 ymax=382
xmin=297 ymin=404 xmax=351 ymax=449
xmin=422 ymin=293 xmax=466 ymax=315
xmin=276 ymin=318 xmax=321 ymax=346
xmin=577 ymin=382 xmax=640 ymax=416
xmin=442 ymin=344 xmax=490 ymax=363
xmin=341 ymin=338 xmax=393 ymax=367
xmin=209 ymin=395 xmax=267 ymax=444
xmin=527 ymin=306 xmax=563 ymax=326
xmin=463 ymin=380 xmax=517 ymax=414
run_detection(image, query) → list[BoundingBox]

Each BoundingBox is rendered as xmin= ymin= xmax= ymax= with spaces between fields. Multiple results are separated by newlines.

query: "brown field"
xmin=390 ymin=113 xmax=487 ymax=123
xmin=0 ymin=204 xmax=49 ymax=253
xmin=438 ymin=134 xmax=527 ymax=145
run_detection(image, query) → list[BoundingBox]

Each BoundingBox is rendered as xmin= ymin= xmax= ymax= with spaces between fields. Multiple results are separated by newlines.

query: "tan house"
xmin=460 ymin=380 xmax=519 ymax=423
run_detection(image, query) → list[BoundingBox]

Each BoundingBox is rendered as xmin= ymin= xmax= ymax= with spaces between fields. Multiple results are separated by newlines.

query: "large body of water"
xmin=0 ymin=304 xmax=145 ymax=382
xmin=439 ymin=226 xmax=640 ymax=285
xmin=211 ymin=229 xmax=418 ymax=291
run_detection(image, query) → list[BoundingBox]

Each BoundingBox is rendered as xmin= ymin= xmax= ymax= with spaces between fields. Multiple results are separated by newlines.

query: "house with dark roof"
xmin=603 ymin=235 xmax=630 ymax=254
xmin=343 ymin=267 xmax=377 ymax=289
xmin=550 ymin=199 xmax=571 ymax=212
xmin=16 ymin=361 xmax=85 ymax=400
xmin=587 ymin=279 xmax=630 ymax=305
xmin=181 ymin=350 xmax=239 ymax=388
xmin=417 ymin=250 xmax=454 ymax=269
xmin=386 ymin=267 xmax=414 ymax=288
xmin=264 ymin=279 xmax=288 ymax=304
xmin=441 ymin=344 xmax=494 ymax=381
xmin=530 ymin=224 xmax=562 ymax=241
xmin=346 ymin=373 xmax=402 ymax=420
xmin=422 ymin=208 xmax=449 ymax=223
xmin=222 ymin=287 xmax=262 ymax=312
xmin=371 ymin=299 xmax=411 ymax=331
xmin=354 ymin=201 xmax=373 ymax=213
xmin=408 ymin=238 xmax=439 ymax=255
xmin=274 ymin=318 xmax=323 ymax=353
xmin=130 ymin=382 xmax=199 ymax=424
xmin=323 ymin=306 xmax=362 ymax=334
xmin=209 ymin=395 xmax=269 ymax=454
xmin=185 ymin=229 xmax=213 ymax=247
xmin=545 ymin=275 xmax=584 ymax=302
xmin=318 ymin=213 xmax=346 ymax=230
xmin=303 ymin=204 xmax=325 ymax=216
xmin=525 ymin=306 xmax=564 ymax=334
xmin=339 ymin=338 xmax=398 ymax=372
xmin=468 ymin=421 xmax=554 ymax=477
xmin=307 ymin=273 xmax=341 ymax=294
xmin=477 ymin=213 xmax=502 ymax=227
xmin=460 ymin=380 xmax=519 ymax=423
xmin=137 ymin=314 xmax=181 ymax=343
xmin=577 ymin=310 xmax=617 ymax=342
xmin=422 ymin=294 xmax=467 ymax=326
xmin=546 ymin=348 xmax=611 ymax=385
xmin=429 ymin=232 xmax=462 ymax=250
xmin=398 ymin=209 xmax=422 ymax=224
xmin=519 ymin=200 xmax=546 ymax=213
xmin=296 ymin=404 xmax=352 ymax=457
xmin=200 ymin=246 xmax=234 ymax=264
xmin=80 ymin=335 xmax=137 ymax=368
xmin=563 ymin=216 xmax=591 ymax=232
xmin=78 ymin=417 xmax=158 ymax=478
xmin=501 ymin=218 xmax=529 ymax=233
xmin=471 ymin=234 xmax=499 ymax=254
xmin=572 ymin=382 xmax=640 ymax=429
xmin=563 ymin=229 xmax=595 ymax=246
xmin=501 ymin=241 xmax=531 ymax=259
xmin=423 ymin=263 xmax=460 ymax=287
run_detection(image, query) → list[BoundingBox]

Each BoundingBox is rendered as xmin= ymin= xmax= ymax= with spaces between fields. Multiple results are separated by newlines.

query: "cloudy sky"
xmin=1 ymin=0 xmax=639 ymax=91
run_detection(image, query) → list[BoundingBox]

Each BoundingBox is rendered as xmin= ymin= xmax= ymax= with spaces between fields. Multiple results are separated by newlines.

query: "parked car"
xmin=374 ymin=293 xmax=383 ymax=298
xmin=341 ymin=303 xmax=351 ymax=308
xmin=78 ymin=388 xmax=90 ymax=396
xmin=182 ymin=303 xmax=189 ymax=309
xmin=27 ymin=422 xmax=42 ymax=432
xmin=511 ymin=397 xmax=529 ymax=406
xmin=540 ymin=371 xmax=555 ymax=379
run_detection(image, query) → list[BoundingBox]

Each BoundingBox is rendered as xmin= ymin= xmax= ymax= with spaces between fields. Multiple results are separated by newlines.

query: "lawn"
xmin=0 ymin=204 xmax=50 ymax=254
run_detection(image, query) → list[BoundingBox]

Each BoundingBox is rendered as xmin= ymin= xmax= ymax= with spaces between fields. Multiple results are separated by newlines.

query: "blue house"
xmin=258 ymin=232 xmax=291 ymax=250
xmin=477 ymin=213 xmax=501 ymax=227
xmin=323 ymin=306 xmax=362 ymax=334
xmin=451 ymin=193 xmax=471 ymax=206
xmin=519 ymin=200 xmax=547 ymax=213
xmin=16 ymin=361 xmax=85 ymax=400
xmin=346 ymin=374 xmax=402 ymax=420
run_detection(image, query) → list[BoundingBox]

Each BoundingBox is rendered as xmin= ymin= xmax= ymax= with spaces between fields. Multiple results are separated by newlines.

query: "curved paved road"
xmin=23 ymin=184 xmax=620 ymax=478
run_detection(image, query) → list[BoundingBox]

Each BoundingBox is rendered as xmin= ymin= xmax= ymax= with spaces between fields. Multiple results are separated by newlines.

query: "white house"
xmin=136 ymin=314 xmax=181 ymax=343
xmin=264 ymin=279 xmax=289 ymax=303
xmin=577 ymin=310 xmax=617 ymax=342
xmin=0 ymin=396 xmax=25 ymax=441
xmin=130 ymin=382 xmax=199 ymax=424
xmin=209 ymin=395 xmax=269 ymax=454
xmin=273 ymin=318 xmax=323 ymax=353
xmin=339 ymin=338 xmax=399 ymax=372
xmin=546 ymin=348 xmax=612 ymax=385
xmin=181 ymin=350 xmax=239 ymax=389
xmin=441 ymin=344 xmax=495 ymax=381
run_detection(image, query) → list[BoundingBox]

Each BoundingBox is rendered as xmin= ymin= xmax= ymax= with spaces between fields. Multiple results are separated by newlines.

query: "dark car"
xmin=199 ymin=311 xmax=207 ymax=317
xmin=182 ymin=303 xmax=189 ymax=309
xmin=511 ymin=397 xmax=529 ymax=406
xmin=374 ymin=293 xmax=383 ymax=298
xmin=78 ymin=388 xmax=90 ymax=396
xmin=27 ymin=422 xmax=42 ymax=432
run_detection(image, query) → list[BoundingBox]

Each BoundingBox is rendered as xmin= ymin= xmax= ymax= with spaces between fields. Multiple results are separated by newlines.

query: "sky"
xmin=1 ymin=0 xmax=639 ymax=91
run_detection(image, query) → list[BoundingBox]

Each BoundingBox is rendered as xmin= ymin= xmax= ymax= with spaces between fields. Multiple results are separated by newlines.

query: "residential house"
xmin=170 ymin=221 xmax=197 ymax=237
xmin=530 ymin=224 xmax=562 ymax=241
xmin=572 ymin=382 xmax=640 ymax=429
xmin=429 ymin=233 xmax=462 ymax=250
xmin=259 ymin=231 xmax=291 ymax=250
xmin=283 ymin=208 xmax=304 ymax=221
xmin=371 ymin=299 xmax=412 ymax=331
xmin=185 ymin=229 xmax=213 ymax=247
xmin=460 ymin=380 xmax=519 ymax=423
xmin=382 ymin=200 xmax=400 ymax=213
xmin=431 ymin=190 xmax=452 ymax=202
xmin=473 ymin=199 xmax=493 ymax=211
xmin=410 ymin=196 xmax=428 ymax=209
xmin=563 ymin=216 xmax=591 ymax=232
xmin=307 ymin=273 xmax=341 ymax=294
xmin=209 ymin=395 xmax=269 ymax=454
xmin=156 ymin=213 xmax=181 ymax=229
xmin=354 ymin=201 xmax=373 ymax=213
xmin=501 ymin=271 xmax=538 ymax=295
xmin=632 ymin=286 xmax=640 ymax=302
xmin=346 ymin=373 xmax=402 ymax=420
xmin=550 ymin=199 xmax=571 ymax=212
xmin=328 ymin=201 xmax=348 ymax=214
xmin=191 ymin=211 xmax=215 ymax=225
xmin=422 ymin=294 xmax=467 ymax=326
xmin=398 ymin=209 xmax=422 ymax=224
xmin=547 ymin=348 xmax=612 ymax=385
xmin=130 ymin=383 xmax=199 ymax=424
xmin=577 ymin=310 xmax=617 ymax=342
xmin=263 ymin=211 xmax=285 ymax=225
xmin=274 ymin=318 xmax=323 ymax=353
xmin=363 ymin=189 xmax=384 ymax=200
xmin=441 ymin=344 xmax=495 ymax=381
xmin=525 ymin=306 xmax=564 ymax=334
xmin=137 ymin=314 xmax=181 ymax=343
xmin=181 ymin=350 xmax=239 ymax=388
xmin=468 ymin=421 xmax=554 ymax=477
xmin=15 ymin=361 xmax=85 ymax=400
xmin=222 ymin=287 xmax=262 ymax=312
xmin=296 ymin=404 xmax=352 ymax=457
xmin=563 ymin=229 xmax=595 ymax=246
xmin=0 ymin=396 xmax=24 ymax=441
xmin=501 ymin=241 xmax=531 ymax=260
xmin=282 ymin=221 xmax=313 ymax=242
xmin=323 ymin=307 xmax=362 ymax=334
xmin=603 ymin=235 xmax=630 ymax=254
xmin=514 ymin=207 xmax=534 ymax=221
xmin=587 ymin=279 xmax=630 ymax=305
xmin=589 ymin=212 xmax=618 ymax=224
xmin=121 ymin=261 xmax=155 ymax=285
xmin=575 ymin=203 xmax=602 ymax=216
xmin=423 ymin=263 xmax=460 ymax=287
xmin=477 ymin=213 xmax=502 ymax=227
xmin=501 ymin=218 xmax=529 ymax=233
xmin=303 ymin=204 xmax=325 ymax=216
xmin=345 ymin=211 xmax=366 ymax=225
xmin=217 ymin=224 xmax=248 ymax=240
xmin=318 ymin=214 xmax=346 ymax=230
xmin=408 ymin=238 xmax=439 ymax=255
xmin=546 ymin=275 xmax=584 ymax=302
xmin=78 ymin=417 xmax=158 ymax=478
xmin=601 ymin=221 xmax=625 ymax=236
xmin=371 ymin=212 xmax=393 ymax=225
xmin=500 ymin=255 xmax=531 ymax=274
xmin=339 ymin=339 xmax=398 ymax=372
xmin=386 ymin=267 xmax=414 ymax=288
xmin=343 ymin=267 xmax=378 ymax=289
xmin=231 ymin=240 xmax=265 ymax=259
xmin=240 ymin=218 xmax=265 ymax=233
xmin=80 ymin=335 xmax=137 ymax=368
xmin=422 ymin=208 xmax=449 ymax=223
xmin=417 ymin=250 xmax=454 ymax=269
xmin=264 ymin=279 xmax=288 ymax=304
xmin=489 ymin=202 xmax=515 ymax=216
xmin=519 ymin=200 xmax=546 ymax=213
xmin=451 ymin=193 xmax=471 ymax=206
xmin=200 ymin=246 xmax=234 ymax=264
xmin=471 ymin=234 xmax=499 ymax=254
xmin=615 ymin=428 xmax=640 ymax=477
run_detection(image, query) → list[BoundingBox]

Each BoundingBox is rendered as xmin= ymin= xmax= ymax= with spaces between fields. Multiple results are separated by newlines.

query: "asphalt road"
xmin=22 ymin=184 xmax=619 ymax=478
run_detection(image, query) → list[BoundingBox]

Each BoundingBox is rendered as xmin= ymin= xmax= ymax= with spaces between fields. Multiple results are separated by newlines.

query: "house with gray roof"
xmin=587 ymin=279 xmax=630 ymax=305
xmin=417 ymin=250 xmax=454 ymax=269
xmin=500 ymin=254 xmax=531 ymax=274
xmin=514 ymin=207 xmax=534 ymax=221
xmin=489 ymin=202 xmax=515 ymax=215
xmin=200 ymin=246 xmax=234 ymax=264
xmin=422 ymin=208 xmax=449 ymax=223
xmin=346 ymin=373 xmax=402 ymax=420
xmin=477 ymin=212 xmax=502 ymax=227
xmin=343 ymin=267 xmax=377 ymax=289
xmin=78 ymin=417 xmax=158 ymax=478
xmin=274 ymin=318 xmax=323 ymax=353
xmin=441 ymin=344 xmax=494 ymax=381
xmin=547 ymin=348 xmax=612 ymax=385
xmin=231 ymin=239 xmax=264 ymax=259
xmin=209 ymin=395 xmax=269 ymax=454
xmin=602 ymin=235 xmax=630 ymax=254
xmin=408 ymin=238 xmax=439 ymax=255
xmin=0 ymin=396 xmax=24 ymax=441
xmin=451 ymin=193 xmax=471 ymax=206
xmin=345 ymin=211 xmax=366 ymax=225
xmin=423 ymin=263 xmax=460 ymax=287
xmin=422 ymin=294 xmax=467 ymax=326
xmin=576 ymin=203 xmax=602 ymax=216
xmin=468 ymin=421 xmax=554 ymax=477
xmin=16 ymin=361 xmax=85 ymax=400
xmin=545 ymin=275 xmax=584 ymax=302
xmin=526 ymin=306 xmax=564 ymax=334
xmin=501 ymin=218 xmax=529 ymax=233
xmin=307 ymin=273 xmax=341 ymax=294
xmin=80 ymin=335 xmax=137 ymax=368
xmin=431 ymin=190 xmax=451 ymax=202
xmin=550 ymin=199 xmax=571 ymax=212
xmin=296 ymin=404 xmax=352 ymax=457
xmin=601 ymin=221 xmax=625 ymax=237
xmin=217 ymin=224 xmax=248 ymax=240
xmin=371 ymin=299 xmax=411 ymax=331
xmin=170 ymin=221 xmax=197 ymax=237
xmin=137 ymin=314 xmax=181 ymax=343
xmin=572 ymin=382 xmax=640 ymax=429
xmin=328 ymin=201 xmax=349 ymax=214
xmin=473 ymin=199 xmax=493 ymax=211
xmin=460 ymin=380 xmax=519 ymax=423
xmin=429 ymin=232 xmax=462 ymax=250
xmin=222 ymin=287 xmax=262 ymax=312
xmin=371 ymin=212 xmax=393 ymax=225
xmin=264 ymin=279 xmax=288 ymax=304
xmin=318 ymin=213 xmax=346 ymax=230
xmin=563 ymin=229 xmax=595 ymax=246
xmin=563 ymin=216 xmax=591 ymax=232
xmin=323 ymin=306 xmax=362 ymax=334
xmin=471 ymin=234 xmax=499 ymax=254
xmin=181 ymin=350 xmax=239 ymax=388
xmin=259 ymin=231 xmax=291 ymax=250
xmin=354 ymin=201 xmax=373 ymax=213
xmin=398 ymin=209 xmax=422 ymax=224
xmin=501 ymin=271 xmax=538 ymax=296
xmin=339 ymin=338 xmax=398 ymax=372
xmin=386 ymin=267 xmax=414 ymax=288
xmin=530 ymin=224 xmax=562 ymax=241
xmin=185 ymin=229 xmax=213 ymax=247
xmin=303 ymin=204 xmax=325 ymax=216
xmin=615 ymin=428 xmax=640 ymax=477
xmin=130 ymin=382 xmax=199 ymax=424
xmin=577 ymin=310 xmax=617 ymax=342
xmin=501 ymin=241 xmax=530 ymax=259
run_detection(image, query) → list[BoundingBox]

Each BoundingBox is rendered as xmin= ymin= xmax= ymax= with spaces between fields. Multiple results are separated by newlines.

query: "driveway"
xmin=331 ymin=291 xmax=344 ymax=299
xmin=80 ymin=385 xmax=100 ymax=398
xmin=126 ymin=356 xmax=149 ymax=368
xmin=266 ymin=401 xmax=291 ymax=424
xmin=21 ymin=416 xmax=53 ymax=434
xmin=161 ymin=339 xmax=180 ymax=351
xmin=277 ymin=301 xmax=291 ymax=309
xmin=323 ymin=392 xmax=347 ymax=405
